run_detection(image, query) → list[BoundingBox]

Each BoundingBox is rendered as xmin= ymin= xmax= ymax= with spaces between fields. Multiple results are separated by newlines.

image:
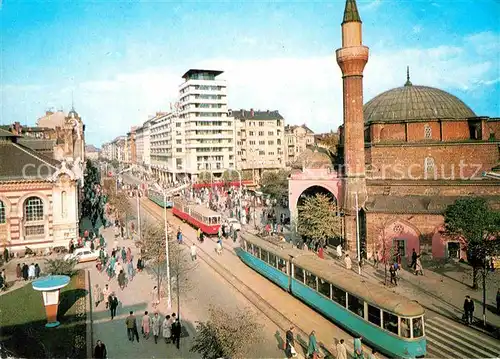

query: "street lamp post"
xmin=162 ymin=190 xmax=172 ymax=309
xmin=136 ymin=186 xmax=141 ymax=241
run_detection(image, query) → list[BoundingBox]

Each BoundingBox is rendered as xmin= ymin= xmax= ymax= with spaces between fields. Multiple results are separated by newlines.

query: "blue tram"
xmin=147 ymin=188 xmax=174 ymax=208
xmin=237 ymin=233 xmax=426 ymax=358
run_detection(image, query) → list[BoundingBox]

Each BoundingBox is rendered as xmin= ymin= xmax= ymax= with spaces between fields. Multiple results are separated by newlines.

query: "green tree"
xmin=198 ymin=171 xmax=212 ymax=185
xmin=444 ymin=197 xmax=500 ymax=289
xmin=45 ymin=258 xmax=78 ymax=276
xmin=108 ymin=191 xmax=134 ymax=237
xmin=190 ymin=306 xmax=263 ymax=359
xmin=297 ymin=193 xmax=341 ymax=245
xmin=259 ymin=169 xmax=290 ymax=203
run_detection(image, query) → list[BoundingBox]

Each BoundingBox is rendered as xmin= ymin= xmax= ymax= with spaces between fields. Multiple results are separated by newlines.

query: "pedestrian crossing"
xmin=425 ymin=315 xmax=500 ymax=359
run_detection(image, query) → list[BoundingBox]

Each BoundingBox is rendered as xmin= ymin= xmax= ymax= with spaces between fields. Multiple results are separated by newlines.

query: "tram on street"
xmin=237 ymin=232 xmax=427 ymax=358
xmin=172 ymin=198 xmax=221 ymax=235
xmin=147 ymin=188 xmax=174 ymax=208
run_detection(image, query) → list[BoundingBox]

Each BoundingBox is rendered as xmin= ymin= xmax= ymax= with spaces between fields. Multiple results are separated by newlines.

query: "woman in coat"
xmin=118 ymin=270 xmax=126 ymax=290
xmin=307 ymin=331 xmax=320 ymax=359
xmin=152 ymin=312 xmax=161 ymax=344
xmin=162 ymin=315 xmax=171 ymax=343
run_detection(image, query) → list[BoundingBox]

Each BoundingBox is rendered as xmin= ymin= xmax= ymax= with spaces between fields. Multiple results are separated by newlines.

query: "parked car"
xmin=64 ymin=248 xmax=99 ymax=263
xmin=226 ymin=218 xmax=241 ymax=231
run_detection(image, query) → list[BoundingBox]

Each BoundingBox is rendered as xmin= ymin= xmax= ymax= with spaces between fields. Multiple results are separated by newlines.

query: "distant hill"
xmin=85 ymin=144 xmax=100 ymax=153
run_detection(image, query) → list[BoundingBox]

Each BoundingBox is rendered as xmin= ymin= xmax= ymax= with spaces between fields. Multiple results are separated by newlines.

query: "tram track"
xmin=138 ymin=197 xmax=375 ymax=359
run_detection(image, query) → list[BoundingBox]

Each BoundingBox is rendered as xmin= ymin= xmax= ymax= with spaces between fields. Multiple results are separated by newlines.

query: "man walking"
xmin=336 ymin=339 xmax=347 ymax=359
xmin=410 ymin=248 xmax=417 ymax=269
xmin=109 ymin=293 xmax=119 ymax=320
xmin=463 ymin=295 xmax=475 ymax=325
xmin=125 ymin=311 xmax=140 ymax=342
xmin=93 ymin=340 xmax=107 ymax=359
xmin=190 ymin=244 xmax=197 ymax=261
xmin=171 ymin=317 xmax=181 ymax=349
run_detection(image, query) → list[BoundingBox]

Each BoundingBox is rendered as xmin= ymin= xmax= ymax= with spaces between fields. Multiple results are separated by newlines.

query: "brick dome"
xmin=364 ymin=80 xmax=476 ymax=123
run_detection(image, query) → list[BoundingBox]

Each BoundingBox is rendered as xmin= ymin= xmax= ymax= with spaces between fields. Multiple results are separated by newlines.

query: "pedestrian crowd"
xmin=124 ymin=310 xmax=182 ymax=349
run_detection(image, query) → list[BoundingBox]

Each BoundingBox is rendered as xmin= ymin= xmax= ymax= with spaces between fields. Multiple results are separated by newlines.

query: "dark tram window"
xmin=400 ymin=318 xmax=411 ymax=338
xmin=367 ymin=304 xmax=381 ymax=327
xmin=413 ymin=317 xmax=424 ymax=338
xmin=348 ymin=294 xmax=364 ymax=318
xmin=268 ymin=253 xmax=277 ymax=268
xmin=278 ymin=258 xmax=287 ymax=273
xmin=331 ymin=286 xmax=346 ymax=307
xmin=383 ymin=312 xmax=399 ymax=335
xmin=318 ymin=278 xmax=331 ymax=298
xmin=305 ymin=272 xmax=317 ymax=291
xmin=260 ymin=249 xmax=269 ymax=262
xmin=294 ymin=266 xmax=305 ymax=283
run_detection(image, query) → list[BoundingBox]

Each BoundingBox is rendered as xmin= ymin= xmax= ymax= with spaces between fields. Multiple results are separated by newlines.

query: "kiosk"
xmin=32 ymin=275 xmax=71 ymax=328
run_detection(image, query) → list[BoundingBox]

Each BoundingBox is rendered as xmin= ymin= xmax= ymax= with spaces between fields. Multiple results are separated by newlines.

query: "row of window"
xmin=195 ymin=147 xmax=233 ymax=153
xmin=244 ymin=241 xmax=424 ymax=339
xmin=248 ymin=131 xmax=275 ymax=136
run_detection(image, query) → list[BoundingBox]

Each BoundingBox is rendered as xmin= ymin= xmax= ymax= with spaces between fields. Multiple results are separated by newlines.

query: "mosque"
xmin=288 ymin=0 xmax=500 ymax=261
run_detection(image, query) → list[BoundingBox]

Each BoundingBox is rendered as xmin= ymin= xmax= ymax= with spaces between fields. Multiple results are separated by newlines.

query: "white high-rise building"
xmin=177 ymin=69 xmax=235 ymax=179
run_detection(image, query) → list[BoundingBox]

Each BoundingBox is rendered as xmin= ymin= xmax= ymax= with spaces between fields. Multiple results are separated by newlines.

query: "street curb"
xmin=86 ymin=270 xmax=94 ymax=359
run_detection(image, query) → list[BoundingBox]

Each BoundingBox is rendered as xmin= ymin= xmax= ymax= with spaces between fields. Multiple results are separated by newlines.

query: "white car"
xmin=64 ymin=248 xmax=99 ymax=263
xmin=226 ymin=218 xmax=241 ymax=231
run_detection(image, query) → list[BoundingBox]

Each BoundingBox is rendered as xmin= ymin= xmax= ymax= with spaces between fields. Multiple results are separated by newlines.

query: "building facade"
xmin=0 ymin=129 xmax=80 ymax=253
xmin=288 ymin=0 xmax=500 ymax=261
xmin=177 ymin=69 xmax=235 ymax=179
xmin=284 ymin=124 xmax=315 ymax=167
xmin=233 ymin=109 xmax=285 ymax=181
xmin=150 ymin=112 xmax=176 ymax=184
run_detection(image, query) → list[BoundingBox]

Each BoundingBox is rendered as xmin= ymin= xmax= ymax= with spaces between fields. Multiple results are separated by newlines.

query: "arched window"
xmin=24 ymin=196 xmax=45 ymax=237
xmin=61 ymin=191 xmax=67 ymax=218
xmin=0 ymin=201 xmax=5 ymax=224
xmin=424 ymin=124 xmax=432 ymax=139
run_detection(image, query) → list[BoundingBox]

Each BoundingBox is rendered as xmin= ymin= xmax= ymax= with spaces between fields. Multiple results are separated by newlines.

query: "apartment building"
xmin=150 ymin=112 xmax=176 ymax=184
xmin=233 ymin=109 xmax=285 ymax=181
xmin=126 ymin=127 xmax=137 ymax=164
xmin=284 ymin=124 xmax=315 ymax=166
xmin=178 ymin=69 xmax=235 ymax=179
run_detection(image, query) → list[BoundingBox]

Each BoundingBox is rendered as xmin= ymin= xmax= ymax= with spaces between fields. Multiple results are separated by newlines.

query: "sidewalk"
xmin=335 ymin=250 xmax=500 ymax=337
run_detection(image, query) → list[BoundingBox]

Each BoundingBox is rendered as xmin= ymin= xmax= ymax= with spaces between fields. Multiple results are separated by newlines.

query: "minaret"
xmin=336 ymin=0 xmax=369 ymax=250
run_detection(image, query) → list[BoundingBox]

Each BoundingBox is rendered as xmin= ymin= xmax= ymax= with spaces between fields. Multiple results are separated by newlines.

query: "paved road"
xmin=90 ymin=215 xmax=286 ymax=358
xmin=425 ymin=314 xmax=500 ymax=358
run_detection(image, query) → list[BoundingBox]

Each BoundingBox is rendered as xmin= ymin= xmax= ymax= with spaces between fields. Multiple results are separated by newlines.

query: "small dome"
xmin=291 ymin=147 xmax=332 ymax=169
xmin=364 ymin=84 xmax=476 ymax=123
xmin=68 ymin=108 xmax=78 ymax=118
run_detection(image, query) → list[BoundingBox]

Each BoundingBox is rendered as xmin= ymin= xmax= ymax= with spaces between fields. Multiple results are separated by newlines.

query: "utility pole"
xmin=482 ymin=261 xmax=487 ymax=327
xmin=136 ymin=186 xmax=141 ymax=241
xmin=163 ymin=190 xmax=172 ymax=309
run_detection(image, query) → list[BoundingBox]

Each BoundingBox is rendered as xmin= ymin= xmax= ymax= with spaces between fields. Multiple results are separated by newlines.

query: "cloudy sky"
xmin=1 ymin=0 xmax=499 ymax=146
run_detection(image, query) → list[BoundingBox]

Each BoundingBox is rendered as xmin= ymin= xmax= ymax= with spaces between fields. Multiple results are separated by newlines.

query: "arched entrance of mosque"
xmin=296 ymin=185 xmax=339 ymax=246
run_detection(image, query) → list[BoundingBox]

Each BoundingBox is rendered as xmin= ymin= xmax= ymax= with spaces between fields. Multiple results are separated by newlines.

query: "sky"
xmin=0 ymin=0 xmax=499 ymax=146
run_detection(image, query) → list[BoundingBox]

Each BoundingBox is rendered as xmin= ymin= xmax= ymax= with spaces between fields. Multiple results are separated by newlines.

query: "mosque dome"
xmin=363 ymin=68 xmax=476 ymax=123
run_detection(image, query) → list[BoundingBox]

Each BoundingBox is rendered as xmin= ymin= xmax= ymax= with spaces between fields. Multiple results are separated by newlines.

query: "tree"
xmin=375 ymin=217 xmax=398 ymax=286
xmin=190 ymin=305 xmax=263 ymax=359
xmin=108 ymin=191 xmax=134 ymax=237
xmin=45 ymin=258 xmax=78 ymax=276
xmin=297 ymin=193 xmax=341 ymax=245
xmin=137 ymin=221 xmax=196 ymax=310
xmin=444 ymin=198 xmax=500 ymax=290
xmin=198 ymin=171 xmax=212 ymax=185
xmin=259 ymin=169 xmax=290 ymax=203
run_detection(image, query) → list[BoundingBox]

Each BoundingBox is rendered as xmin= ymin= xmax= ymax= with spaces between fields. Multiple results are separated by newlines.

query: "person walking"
xmin=171 ymin=317 xmax=181 ymax=349
xmin=373 ymin=252 xmax=379 ymax=269
xmin=127 ymin=259 xmax=134 ymax=281
xmin=151 ymin=286 xmax=159 ymax=309
xmin=103 ymin=284 xmax=111 ymax=309
xmin=353 ymin=336 xmax=363 ymax=359
xmin=162 ymin=315 xmax=172 ymax=343
xmin=152 ymin=312 xmax=161 ymax=344
xmin=390 ymin=264 xmax=397 ymax=286
xmin=307 ymin=330 xmax=320 ymax=359
xmin=16 ymin=263 xmax=21 ymax=280
xmin=125 ymin=311 xmax=140 ymax=342
xmin=410 ymin=248 xmax=417 ymax=269
xmin=463 ymin=295 xmax=475 ymax=325
xmin=190 ymin=244 xmax=197 ymax=261
xmin=344 ymin=254 xmax=352 ymax=270
xmin=336 ymin=339 xmax=347 ymax=359
xmin=216 ymin=238 xmax=223 ymax=255
xmin=93 ymin=340 xmax=107 ymax=359
xmin=285 ymin=326 xmax=297 ymax=358
xmin=34 ymin=263 xmax=41 ymax=278
xmin=109 ymin=293 xmax=119 ymax=320
xmin=93 ymin=284 xmax=103 ymax=307
xmin=142 ymin=311 xmax=151 ymax=339
xmin=28 ymin=263 xmax=36 ymax=280
xmin=415 ymin=255 xmax=424 ymax=276
xmin=118 ymin=270 xmax=126 ymax=290
xmin=496 ymin=289 xmax=500 ymax=314
xmin=177 ymin=228 xmax=183 ymax=244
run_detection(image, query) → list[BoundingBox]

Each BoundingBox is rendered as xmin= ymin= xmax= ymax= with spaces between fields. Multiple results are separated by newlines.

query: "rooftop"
xmin=182 ymin=69 xmax=223 ymax=80
xmin=231 ymin=109 xmax=284 ymax=120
